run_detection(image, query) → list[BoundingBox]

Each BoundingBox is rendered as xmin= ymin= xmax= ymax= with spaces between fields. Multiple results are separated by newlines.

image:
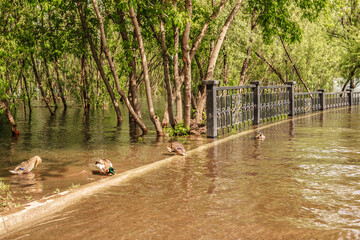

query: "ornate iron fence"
xmin=260 ymin=86 xmax=290 ymax=123
xmin=354 ymin=92 xmax=360 ymax=105
xmin=215 ymin=85 xmax=255 ymax=135
xmin=206 ymin=80 xmax=359 ymax=138
xmin=325 ymin=92 xmax=349 ymax=109
xmin=294 ymin=92 xmax=321 ymax=114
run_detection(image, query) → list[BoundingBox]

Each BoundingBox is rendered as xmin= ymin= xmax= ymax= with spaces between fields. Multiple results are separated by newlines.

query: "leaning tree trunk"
xmin=91 ymin=0 xmax=151 ymax=133
xmin=128 ymin=4 xmax=163 ymax=135
xmin=255 ymin=51 xmax=286 ymax=84
xmin=239 ymin=9 xmax=258 ymax=85
xmin=280 ymin=37 xmax=312 ymax=93
xmin=117 ymin=9 xmax=142 ymax=121
xmin=189 ymin=0 xmax=228 ymax=61
xmin=77 ymin=1 xmax=125 ymax=125
xmin=194 ymin=0 xmax=243 ymax=125
xmin=342 ymin=65 xmax=360 ymax=91
xmin=0 ymin=99 xmax=19 ymax=136
xmin=30 ymin=54 xmax=55 ymax=116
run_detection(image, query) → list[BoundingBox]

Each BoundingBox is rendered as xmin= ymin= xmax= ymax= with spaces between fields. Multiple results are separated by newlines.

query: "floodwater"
xmin=0 ymin=100 xmax=209 ymax=209
xmin=4 ymin=106 xmax=360 ymax=239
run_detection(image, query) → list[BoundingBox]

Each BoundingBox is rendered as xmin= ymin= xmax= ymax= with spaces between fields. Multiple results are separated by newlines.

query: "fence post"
xmin=250 ymin=81 xmax=261 ymax=125
xmin=318 ymin=89 xmax=326 ymax=110
xmin=347 ymin=88 xmax=354 ymax=106
xmin=286 ymin=81 xmax=295 ymax=116
xmin=206 ymin=80 xmax=220 ymax=138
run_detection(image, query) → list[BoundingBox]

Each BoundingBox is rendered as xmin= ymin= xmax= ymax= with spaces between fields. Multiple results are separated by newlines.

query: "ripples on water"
xmin=0 ymin=101 xmax=209 ymax=209
xmin=3 ymin=106 xmax=360 ymax=239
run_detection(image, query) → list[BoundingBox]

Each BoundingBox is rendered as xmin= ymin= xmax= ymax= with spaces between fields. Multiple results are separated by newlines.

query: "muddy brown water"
xmin=0 ymin=101 xmax=210 ymax=212
xmin=3 ymin=105 xmax=360 ymax=239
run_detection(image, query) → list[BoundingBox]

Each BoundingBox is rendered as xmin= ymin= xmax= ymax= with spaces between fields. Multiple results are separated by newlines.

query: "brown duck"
xmin=95 ymin=158 xmax=116 ymax=175
xmin=167 ymin=142 xmax=187 ymax=156
xmin=9 ymin=156 xmax=42 ymax=175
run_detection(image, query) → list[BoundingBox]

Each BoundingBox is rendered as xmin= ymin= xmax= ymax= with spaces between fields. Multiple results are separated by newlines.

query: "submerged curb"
xmin=0 ymin=107 xmax=349 ymax=236
xmin=0 ymin=155 xmax=179 ymax=236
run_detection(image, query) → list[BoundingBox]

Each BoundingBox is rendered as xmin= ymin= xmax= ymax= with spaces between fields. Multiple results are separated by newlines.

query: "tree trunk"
xmin=195 ymin=55 xmax=205 ymax=81
xmin=77 ymin=0 xmax=126 ymax=125
xmin=255 ymin=51 xmax=286 ymax=84
xmin=239 ymin=43 xmax=253 ymax=85
xmin=239 ymin=10 xmax=258 ymax=85
xmin=23 ymin=75 xmax=32 ymax=114
xmin=190 ymin=0 xmax=228 ymax=61
xmin=194 ymin=0 xmax=243 ymax=125
xmin=160 ymin=0 xmax=227 ymax=127
xmin=128 ymin=4 xmax=163 ymax=135
xmin=342 ymin=65 xmax=360 ymax=91
xmin=30 ymin=54 xmax=54 ymax=116
xmin=223 ymin=49 xmax=228 ymax=84
xmin=20 ymin=77 xmax=26 ymax=115
xmin=181 ymin=0 xmax=193 ymax=129
xmin=160 ymin=19 xmax=176 ymax=128
xmin=117 ymin=9 xmax=142 ymax=121
xmin=54 ymin=57 xmax=67 ymax=109
xmin=80 ymin=53 xmax=90 ymax=112
xmin=92 ymin=0 xmax=153 ymax=133
xmin=43 ymin=58 xmax=58 ymax=108
xmin=0 ymin=99 xmax=19 ymax=136
xmin=280 ymin=37 xmax=312 ymax=93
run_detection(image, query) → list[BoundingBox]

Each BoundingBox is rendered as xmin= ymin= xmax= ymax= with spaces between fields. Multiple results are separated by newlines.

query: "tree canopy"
xmin=0 ymin=0 xmax=358 ymax=136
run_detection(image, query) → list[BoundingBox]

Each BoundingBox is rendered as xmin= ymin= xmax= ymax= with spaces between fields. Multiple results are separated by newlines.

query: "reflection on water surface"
xmin=3 ymin=106 xmax=360 ymax=239
xmin=0 ymin=101 xmax=209 ymax=211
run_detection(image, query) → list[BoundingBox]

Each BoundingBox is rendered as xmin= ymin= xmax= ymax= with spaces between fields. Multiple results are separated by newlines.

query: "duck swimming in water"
xmin=95 ymin=159 xmax=116 ymax=175
xmin=255 ymin=131 xmax=265 ymax=140
xmin=167 ymin=142 xmax=187 ymax=156
xmin=9 ymin=156 xmax=42 ymax=175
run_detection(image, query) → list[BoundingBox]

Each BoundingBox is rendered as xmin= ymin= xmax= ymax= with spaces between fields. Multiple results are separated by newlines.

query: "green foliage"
xmin=0 ymin=0 xmax=357 ymax=133
xmin=167 ymin=122 xmax=190 ymax=137
xmin=248 ymin=0 xmax=328 ymax=44
xmin=326 ymin=0 xmax=360 ymax=89
xmin=0 ymin=80 xmax=9 ymax=101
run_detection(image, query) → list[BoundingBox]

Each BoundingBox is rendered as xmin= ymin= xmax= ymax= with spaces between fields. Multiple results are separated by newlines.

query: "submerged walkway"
xmin=3 ymin=106 xmax=360 ymax=239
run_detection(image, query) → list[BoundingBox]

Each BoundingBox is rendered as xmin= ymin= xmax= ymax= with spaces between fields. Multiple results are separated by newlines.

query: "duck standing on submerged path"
xmin=9 ymin=156 xmax=42 ymax=175
xmin=167 ymin=142 xmax=187 ymax=156
xmin=255 ymin=132 xmax=265 ymax=140
xmin=95 ymin=159 xmax=116 ymax=175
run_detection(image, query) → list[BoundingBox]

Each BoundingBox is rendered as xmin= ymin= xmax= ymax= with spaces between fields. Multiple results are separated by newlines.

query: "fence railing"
xmin=206 ymin=80 xmax=358 ymax=138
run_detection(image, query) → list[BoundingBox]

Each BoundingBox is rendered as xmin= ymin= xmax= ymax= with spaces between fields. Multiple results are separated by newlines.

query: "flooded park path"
xmin=3 ymin=106 xmax=360 ymax=239
xmin=0 ymin=101 xmax=211 ymax=211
